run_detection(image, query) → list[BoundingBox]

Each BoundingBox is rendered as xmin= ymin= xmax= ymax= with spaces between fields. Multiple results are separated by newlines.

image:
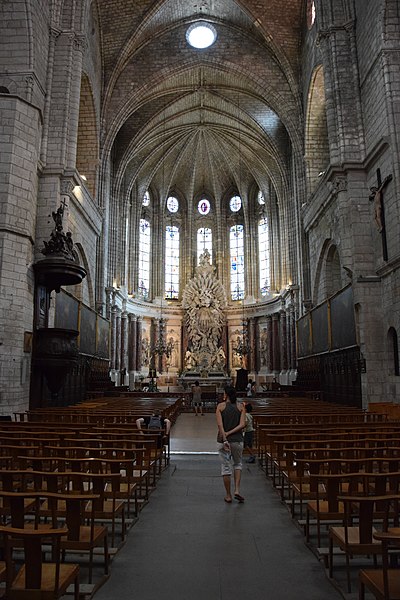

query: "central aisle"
xmin=95 ymin=414 xmax=343 ymax=600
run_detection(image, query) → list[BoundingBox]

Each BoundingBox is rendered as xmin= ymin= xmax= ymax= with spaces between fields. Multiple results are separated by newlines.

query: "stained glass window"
xmin=142 ymin=191 xmax=150 ymax=206
xmin=167 ymin=196 xmax=179 ymax=213
xmin=138 ymin=219 xmax=150 ymax=299
xmin=258 ymin=190 xmax=265 ymax=205
xmin=198 ymin=198 xmax=210 ymax=215
xmin=259 ymin=217 xmax=270 ymax=296
xmin=197 ymin=227 xmax=212 ymax=263
xmin=165 ymin=225 xmax=180 ymax=299
xmin=229 ymin=195 xmax=242 ymax=212
xmin=230 ymin=224 xmax=245 ymax=300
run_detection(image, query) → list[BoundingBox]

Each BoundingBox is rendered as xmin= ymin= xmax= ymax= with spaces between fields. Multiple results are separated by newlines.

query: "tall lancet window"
xmin=165 ymin=225 xmax=180 ymax=299
xmin=230 ymin=224 xmax=245 ymax=300
xmin=259 ymin=217 xmax=270 ymax=296
xmin=197 ymin=227 xmax=212 ymax=263
xmin=138 ymin=219 xmax=150 ymax=299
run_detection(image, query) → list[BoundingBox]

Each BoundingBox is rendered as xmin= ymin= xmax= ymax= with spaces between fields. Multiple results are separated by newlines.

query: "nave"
xmin=95 ymin=413 xmax=343 ymax=600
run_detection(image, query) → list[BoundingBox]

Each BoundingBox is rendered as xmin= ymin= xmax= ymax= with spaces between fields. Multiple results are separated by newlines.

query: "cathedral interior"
xmin=1 ymin=0 xmax=400 ymax=414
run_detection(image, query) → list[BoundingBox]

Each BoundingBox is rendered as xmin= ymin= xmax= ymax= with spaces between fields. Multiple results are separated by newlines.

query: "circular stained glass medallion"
xmin=167 ymin=196 xmax=179 ymax=213
xmin=198 ymin=198 xmax=210 ymax=215
xmin=229 ymin=195 xmax=242 ymax=212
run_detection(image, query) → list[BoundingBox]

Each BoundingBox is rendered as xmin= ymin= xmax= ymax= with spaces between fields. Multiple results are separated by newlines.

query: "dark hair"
xmin=246 ymin=403 xmax=253 ymax=413
xmin=195 ymin=380 xmax=199 ymax=386
xmin=224 ymin=385 xmax=237 ymax=404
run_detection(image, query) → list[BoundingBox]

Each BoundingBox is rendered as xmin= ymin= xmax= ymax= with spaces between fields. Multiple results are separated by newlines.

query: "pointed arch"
xmin=305 ymin=64 xmax=329 ymax=195
xmin=76 ymin=74 xmax=99 ymax=200
xmin=313 ymin=240 xmax=343 ymax=305
xmin=66 ymin=243 xmax=94 ymax=309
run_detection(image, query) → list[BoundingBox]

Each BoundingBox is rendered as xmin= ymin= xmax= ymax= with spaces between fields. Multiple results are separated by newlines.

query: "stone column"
xmin=266 ymin=315 xmax=273 ymax=373
xmin=120 ymin=309 xmax=128 ymax=385
xmin=159 ymin=318 xmax=167 ymax=374
xmin=290 ymin=306 xmax=297 ymax=375
xmin=266 ymin=316 xmax=273 ymax=373
xmin=128 ymin=314 xmax=137 ymax=372
xmin=253 ymin=318 xmax=260 ymax=373
xmin=127 ymin=313 xmax=136 ymax=391
xmin=136 ymin=317 xmax=143 ymax=371
xmin=248 ymin=318 xmax=256 ymax=373
xmin=280 ymin=310 xmax=288 ymax=373
xmin=110 ymin=305 xmax=117 ymax=379
xmin=272 ymin=313 xmax=280 ymax=373
xmin=287 ymin=306 xmax=294 ymax=372
xmin=115 ymin=310 xmax=122 ymax=377
xmin=150 ymin=319 xmax=157 ymax=371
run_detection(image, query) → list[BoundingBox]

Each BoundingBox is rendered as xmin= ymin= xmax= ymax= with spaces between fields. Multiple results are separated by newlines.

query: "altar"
xmin=181 ymin=251 xmax=230 ymax=387
xmin=178 ymin=373 xmax=232 ymax=394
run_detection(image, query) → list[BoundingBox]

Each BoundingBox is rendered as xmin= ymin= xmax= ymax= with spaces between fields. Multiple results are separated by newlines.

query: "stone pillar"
xmin=290 ymin=306 xmax=297 ymax=375
xmin=248 ymin=318 xmax=256 ymax=373
xmin=150 ymin=319 xmax=157 ymax=371
xmin=128 ymin=314 xmax=137 ymax=372
xmin=136 ymin=317 xmax=143 ymax=371
xmin=110 ymin=305 xmax=117 ymax=379
xmin=280 ymin=310 xmax=288 ymax=373
xmin=120 ymin=309 xmax=128 ymax=385
xmin=272 ymin=313 xmax=280 ymax=373
xmin=115 ymin=310 xmax=122 ymax=376
xmin=254 ymin=318 xmax=260 ymax=373
xmin=0 ymin=96 xmax=42 ymax=414
xmin=287 ymin=306 xmax=294 ymax=372
xmin=159 ymin=319 xmax=167 ymax=374
xmin=266 ymin=316 xmax=273 ymax=372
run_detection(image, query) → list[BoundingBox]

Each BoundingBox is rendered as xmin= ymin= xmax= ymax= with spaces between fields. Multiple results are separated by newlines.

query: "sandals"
xmin=234 ymin=493 xmax=245 ymax=503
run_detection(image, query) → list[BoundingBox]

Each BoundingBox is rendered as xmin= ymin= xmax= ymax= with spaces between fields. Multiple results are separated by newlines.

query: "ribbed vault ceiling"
xmin=96 ymin=0 xmax=304 ymax=206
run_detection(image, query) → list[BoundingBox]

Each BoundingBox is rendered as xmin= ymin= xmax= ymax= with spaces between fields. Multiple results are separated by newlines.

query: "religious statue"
xmin=185 ymin=350 xmax=195 ymax=370
xmin=369 ymin=173 xmax=392 ymax=233
xmin=167 ymin=337 xmax=178 ymax=368
xmin=260 ymin=327 xmax=268 ymax=367
xmin=182 ymin=250 xmax=227 ymax=372
xmin=213 ymin=347 xmax=226 ymax=370
xmin=42 ymin=202 xmax=76 ymax=261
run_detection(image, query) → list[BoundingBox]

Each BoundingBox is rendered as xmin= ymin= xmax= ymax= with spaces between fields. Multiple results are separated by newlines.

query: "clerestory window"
xmin=165 ymin=225 xmax=180 ymax=299
xmin=259 ymin=217 xmax=270 ymax=296
xmin=197 ymin=227 xmax=212 ymax=263
xmin=138 ymin=219 xmax=150 ymax=299
xmin=230 ymin=224 xmax=245 ymax=300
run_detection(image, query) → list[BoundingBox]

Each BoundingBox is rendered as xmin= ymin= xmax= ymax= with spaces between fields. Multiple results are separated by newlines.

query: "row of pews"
xmin=251 ymin=396 xmax=400 ymax=598
xmin=0 ymin=395 xmax=183 ymax=599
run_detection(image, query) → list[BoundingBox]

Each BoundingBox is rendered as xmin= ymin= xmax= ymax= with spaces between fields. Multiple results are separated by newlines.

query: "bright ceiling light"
xmin=186 ymin=22 xmax=217 ymax=49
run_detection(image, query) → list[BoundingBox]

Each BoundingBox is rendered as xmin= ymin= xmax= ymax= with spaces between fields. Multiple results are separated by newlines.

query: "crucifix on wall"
xmin=369 ymin=168 xmax=392 ymax=261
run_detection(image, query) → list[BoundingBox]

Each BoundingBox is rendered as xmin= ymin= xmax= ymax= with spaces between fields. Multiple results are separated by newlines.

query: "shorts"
xmin=244 ymin=431 xmax=254 ymax=449
xmin=193 ymin=402 xmax=202 ymax=407
xmin=218 ymin=441 xmax=243 ymax=476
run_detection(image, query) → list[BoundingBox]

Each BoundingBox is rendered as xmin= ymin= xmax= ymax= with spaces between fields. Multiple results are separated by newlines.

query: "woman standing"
xmin=216 ymin=385 xmax=246 ymax=503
